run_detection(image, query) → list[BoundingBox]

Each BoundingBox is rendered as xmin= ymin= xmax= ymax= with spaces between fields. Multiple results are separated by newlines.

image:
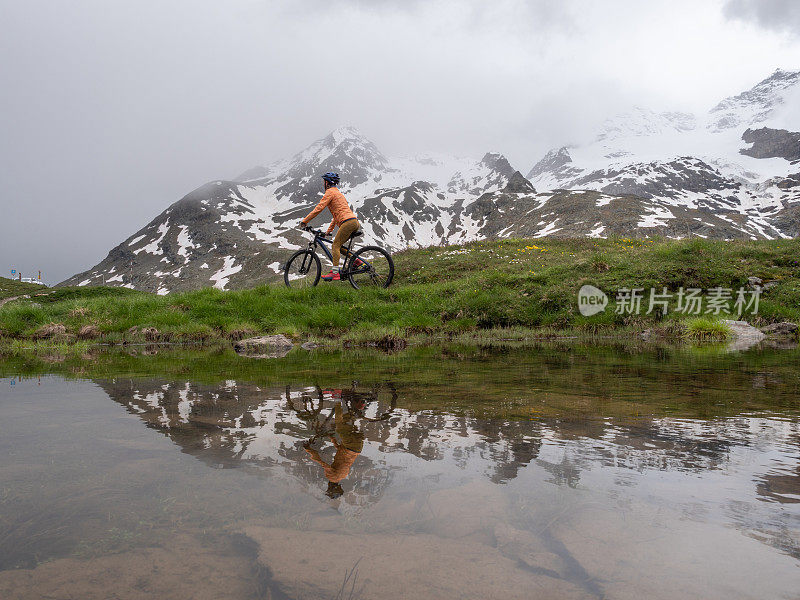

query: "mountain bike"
xmin=284 ymin=226 xmax=394 ymax=289
xmin=284 ymin=384 xmax=398 ymax=446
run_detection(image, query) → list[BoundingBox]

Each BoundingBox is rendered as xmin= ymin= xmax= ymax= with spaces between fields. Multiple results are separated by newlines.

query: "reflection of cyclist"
xmin=299 ymin=172 xmax=360 ymax=282
xmin=304 ymin=392 xmax=364 ymax=499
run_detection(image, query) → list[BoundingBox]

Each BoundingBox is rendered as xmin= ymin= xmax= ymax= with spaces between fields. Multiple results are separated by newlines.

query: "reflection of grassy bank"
xmin=0 ymin=238 xmax=798 ymax=347
xmin=2 ymin=344 xmax=799 ymax=419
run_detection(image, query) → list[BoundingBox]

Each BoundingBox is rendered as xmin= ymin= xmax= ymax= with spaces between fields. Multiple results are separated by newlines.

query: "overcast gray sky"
xmin=2 ymin=0 xmax=799 ymax=284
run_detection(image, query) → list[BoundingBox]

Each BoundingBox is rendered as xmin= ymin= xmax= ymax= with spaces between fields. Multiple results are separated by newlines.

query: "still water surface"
xmin=0 ymin=346 xmax=799 ymax=599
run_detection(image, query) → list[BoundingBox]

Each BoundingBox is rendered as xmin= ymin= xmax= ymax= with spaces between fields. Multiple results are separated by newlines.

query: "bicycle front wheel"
xmin=284 ymin=250 xmax=321 ymax=288
xmin=347 ymin=246 xmax=394 ymax=289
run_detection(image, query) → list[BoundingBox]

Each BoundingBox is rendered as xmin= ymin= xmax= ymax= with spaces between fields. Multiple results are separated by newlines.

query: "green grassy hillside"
xmin=0 ymin=237 xmax=798 ymax=347
xmin=0 ymin=276 xmax=49 ymax=301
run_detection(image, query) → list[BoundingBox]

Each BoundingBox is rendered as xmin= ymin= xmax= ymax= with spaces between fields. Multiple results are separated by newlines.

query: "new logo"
xmin=577 ymin=285 xmax=608 ymax=316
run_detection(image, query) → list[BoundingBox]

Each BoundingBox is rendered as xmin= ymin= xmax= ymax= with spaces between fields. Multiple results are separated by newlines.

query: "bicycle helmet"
xmin=322 ymin=172 xmax=340 ymax=185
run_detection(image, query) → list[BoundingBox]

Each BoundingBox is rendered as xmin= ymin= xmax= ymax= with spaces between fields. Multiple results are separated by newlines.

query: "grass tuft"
xmin=684 ymin=317 xmax=731 ymax=341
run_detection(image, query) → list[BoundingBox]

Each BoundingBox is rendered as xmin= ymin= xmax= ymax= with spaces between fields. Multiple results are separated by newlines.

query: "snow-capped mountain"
xmin=708 ymin=69 xmax=799 ymax=132
xmin=61 ymin=70 xmax=800 ymax=292
xmin=61 ymin=127 xmax=539 ymax=292
xmin=527 ymin=69 xmax=800 ymax=239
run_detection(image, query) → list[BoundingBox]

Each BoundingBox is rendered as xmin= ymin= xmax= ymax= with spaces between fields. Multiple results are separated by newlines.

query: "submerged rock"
xmin=238 ymin=524 xmax=588 ymax=600
xmin=234 ymin=334 xmax=293 ymax=358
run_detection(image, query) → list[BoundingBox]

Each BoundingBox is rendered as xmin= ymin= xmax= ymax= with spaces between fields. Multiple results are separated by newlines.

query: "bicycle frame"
xmin=284 ymin=384 xmax=397 ymax=446
xmin=309 ymin=235 xmax=336 ymax=263
xmin=305 ymin=231 xmax=370 ymax=275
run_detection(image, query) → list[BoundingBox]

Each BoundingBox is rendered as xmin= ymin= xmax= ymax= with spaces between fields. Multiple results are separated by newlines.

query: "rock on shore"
xmin=722 ymin=320 xmax=765 ymax=352
xmin=233 ymin=334 xmax=294 ymax=358
xmin=760 ymin=321 xmax=799 ymax=338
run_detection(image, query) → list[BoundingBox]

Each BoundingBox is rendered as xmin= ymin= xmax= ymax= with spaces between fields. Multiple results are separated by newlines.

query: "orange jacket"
xmin=301 ymin=187 xmax=356 ymax=234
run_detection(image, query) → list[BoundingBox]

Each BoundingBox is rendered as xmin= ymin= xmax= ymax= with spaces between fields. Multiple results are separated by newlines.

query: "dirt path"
xmin=0 ymin=294 xmax=29 ymax=308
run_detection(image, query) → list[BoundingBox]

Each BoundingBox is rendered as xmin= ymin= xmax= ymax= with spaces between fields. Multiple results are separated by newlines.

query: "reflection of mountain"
xmin=94 ymin=378 xmax=800 ymax=511
xmin=94 ymin=378 xmax=550 ymax=499
xmin=758 ymin=465 xmax=800 ymax=505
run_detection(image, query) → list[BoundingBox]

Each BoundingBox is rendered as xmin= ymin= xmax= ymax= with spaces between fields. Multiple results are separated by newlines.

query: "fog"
xmin=1 ymin=0 xmax=799 ymax=283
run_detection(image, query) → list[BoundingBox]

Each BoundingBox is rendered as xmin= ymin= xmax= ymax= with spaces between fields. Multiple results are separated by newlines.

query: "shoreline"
xmin=1 ymin=237 xmax=798 ymax=354
xmin=1 ymin=320 xmax=797 ymax=358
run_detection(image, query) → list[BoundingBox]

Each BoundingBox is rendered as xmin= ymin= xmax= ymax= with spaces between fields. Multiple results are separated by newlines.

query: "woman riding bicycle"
xmin=300 ymin=172 xmax=360 ymax=282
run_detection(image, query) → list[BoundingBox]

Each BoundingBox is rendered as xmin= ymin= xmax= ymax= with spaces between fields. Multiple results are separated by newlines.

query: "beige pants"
xmin=331 ymin=219 xmax=360 ymax=267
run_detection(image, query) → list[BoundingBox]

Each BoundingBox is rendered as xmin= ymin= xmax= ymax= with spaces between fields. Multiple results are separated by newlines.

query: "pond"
xmin=0 ymin=344 xmax=798 ymax=599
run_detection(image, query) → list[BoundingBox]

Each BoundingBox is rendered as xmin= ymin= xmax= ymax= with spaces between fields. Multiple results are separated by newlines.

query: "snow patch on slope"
xmin=210 ymin=257 xmax=242 ymax=290
xmin=135 ymin=221 xmax=169 ymax=256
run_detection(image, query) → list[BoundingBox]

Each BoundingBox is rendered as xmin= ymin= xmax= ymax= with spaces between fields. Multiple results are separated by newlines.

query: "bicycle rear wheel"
xmin=347 ymin=246 xmax=394 ymax=289
xmin=284 ymin=250 xmax=321 ymax=288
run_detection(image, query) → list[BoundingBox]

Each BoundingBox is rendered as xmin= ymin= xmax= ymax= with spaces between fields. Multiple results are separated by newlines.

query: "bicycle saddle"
xmin=350 ymin=230 xmax=363 ymax=238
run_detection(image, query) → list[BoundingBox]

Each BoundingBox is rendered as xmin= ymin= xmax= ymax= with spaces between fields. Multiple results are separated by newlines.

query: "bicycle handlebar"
xmin=302 ymin=226 xmax=328 ymax=237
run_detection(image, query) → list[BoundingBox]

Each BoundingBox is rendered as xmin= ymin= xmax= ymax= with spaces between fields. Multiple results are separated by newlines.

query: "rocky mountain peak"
xmin=324 ymin=125 xmax=370 ymax=147
xmin=445 ymin=152 xmax=528 ymax=198
xmin=241 ymin=126 xmax=393 ymax=202
xmin=763 ymin=68 xmax=800 ymax=85
xmin=708 ymin=68 xmax=800 ymax=131
xmin=527 ymin=147 xmax=572 ymax=180
xmin=502 ymin=171 xmax=536 ymax=194
xmin=479 ymin=152 xmax=516 ymax=176
xmin=236 ymin=126 xmax=390 ymax=190
xmin=288 ymin=126 xmax=389 ymax=177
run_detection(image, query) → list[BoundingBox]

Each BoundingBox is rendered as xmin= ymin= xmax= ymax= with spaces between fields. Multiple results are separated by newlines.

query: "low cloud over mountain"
xmin=61 ymin=70 xmax=800 ymax=293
